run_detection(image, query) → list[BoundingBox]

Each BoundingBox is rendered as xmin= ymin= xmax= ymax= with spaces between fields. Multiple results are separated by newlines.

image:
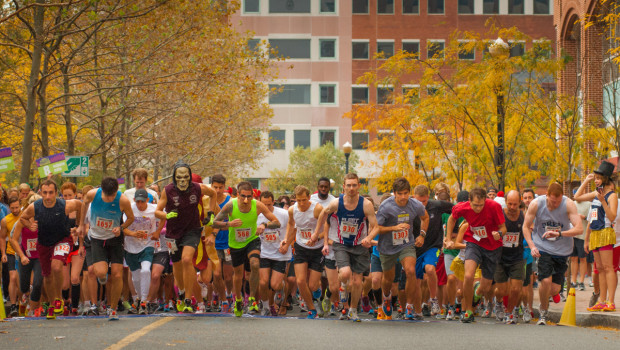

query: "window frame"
xmin=352 ymin=40 xmax=370 ymax=60
xmin=377 ymin=40 xmax=395 ymax=60
xmin=268 ymin=38 xmax=312 ymax=60
xmin=243 ymin=0 xmax=260 ymax=14
xmin=319 ymin=84 xmax=337 ymax=105
xmin=268 ymin=129 xmax=286 ymax=150
xmin=293 ymin=130 xmax=311 ymax=149
xmin=352 ymin=85 xmax=369 ymax=105
xmin=319 ymin=130 xmax=337 ymax=147
xmin=457 ymin=0 xmax=474 ymax=14
xmin=402 ymin=0 xmax=419 ymax=14
xmin=352 ymin=0 xmax=369 ymax=14
xmin=268 ymin=0 xmax=311 ymax=14
xmin=319 ymin=38 xmax=337 ymax=59
xmin=351 ymin=131 xmax=369 ymax=150
xmin=377 ymin=0 xmax=395 ymax=14
xmin=426 ymin=40 xmax=445 ymax=60
xmin=427 ymin=0 xmax=444 ymax=15
xmin=269 ymin=84 xmax=312 ymax=105
xmin=458 ymin=40 xmax=475 ymax=60
xmin=482 ymin=0 xmax=499 ymax=15
xmin=319 ymin=0 xmax=337 ymax=14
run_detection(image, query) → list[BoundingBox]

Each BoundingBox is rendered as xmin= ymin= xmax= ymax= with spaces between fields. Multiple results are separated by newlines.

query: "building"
xmin=231 ymin=0 xmax=555 ymax=192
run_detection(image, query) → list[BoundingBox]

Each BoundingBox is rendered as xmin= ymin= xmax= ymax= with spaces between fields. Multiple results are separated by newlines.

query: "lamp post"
xmin=343 ymin=141 xmax=352 ymax=174
xmin=489 ymin=38 xmax=509 ymax=193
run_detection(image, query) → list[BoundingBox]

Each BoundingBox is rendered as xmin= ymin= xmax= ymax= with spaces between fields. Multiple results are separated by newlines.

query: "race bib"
xmin=589 ymin=208 xmax=598 ymax=223
xmin=53 ymin=243 xmax=71 ymax=256
xmin=544 ymin=225 xmax=561 ymax=241
xmin=471 ymin=226 xmax=488 ymax=241
xmin=165 ymin=238 xmax=178 ymax=254
xmin=392 ymin=230 xmax=409 ymax=246
xmin=154 ymin=241 xmax=161 ymax=250
xmin=339 ymin=222 xmax=358 ymax=239
xmin=298 ymin=228 xmax=312 ymax=244
xmin=264 ymin=231 xmax=279 ymax=243
xmin=26 ymin=239 xmax=37 ymax=252
xmin=235 ymin=228 xmax=251 ymax=242
xmin=502 ymin=232 xmax=520 ymax=248
xmin=136 ymin=230 xmax=148 ymax=240
xmin=224 ymin=249 xmax=232 ymax=262
xmin=95 ymin=217 xmax=114 ymax=230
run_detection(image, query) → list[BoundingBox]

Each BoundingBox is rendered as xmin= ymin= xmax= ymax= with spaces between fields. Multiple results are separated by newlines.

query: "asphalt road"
xmin=1 ymin=311 xmax=619 ymax=350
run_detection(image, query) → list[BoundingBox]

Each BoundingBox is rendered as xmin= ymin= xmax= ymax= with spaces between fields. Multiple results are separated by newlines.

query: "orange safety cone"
xmin=559 ymin=287 xmax=576 ymax=326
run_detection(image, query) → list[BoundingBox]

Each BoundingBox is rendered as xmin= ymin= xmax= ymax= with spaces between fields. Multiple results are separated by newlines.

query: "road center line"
xmin=105 ymin=317 xmax=174 ymax=350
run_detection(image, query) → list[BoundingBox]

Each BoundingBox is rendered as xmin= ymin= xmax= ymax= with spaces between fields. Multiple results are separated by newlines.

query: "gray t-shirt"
xmin=575 ymin=200 xmax=591 ymax=240
xmin=376 ymin=196 xmax=426 ymax=255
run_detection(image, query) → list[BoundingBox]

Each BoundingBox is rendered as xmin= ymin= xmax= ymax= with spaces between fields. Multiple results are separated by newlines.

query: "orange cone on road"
xmin=559 ymin=288 xmax=576 ymax=326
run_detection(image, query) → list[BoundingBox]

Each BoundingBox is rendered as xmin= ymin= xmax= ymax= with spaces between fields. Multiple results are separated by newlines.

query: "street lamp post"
xmin=489 ymin=38 xmax=509 ymax=193
xmin=343 ymin=141 xmax=352 ymax=174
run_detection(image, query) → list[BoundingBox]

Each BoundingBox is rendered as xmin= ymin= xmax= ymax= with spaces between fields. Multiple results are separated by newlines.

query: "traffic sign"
xmin=62 ymin=156 xmax=89 ymax=177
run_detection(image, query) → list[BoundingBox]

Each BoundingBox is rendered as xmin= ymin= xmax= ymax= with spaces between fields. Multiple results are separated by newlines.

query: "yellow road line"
xmin=105 ymin=317 xmax=174 ymax=350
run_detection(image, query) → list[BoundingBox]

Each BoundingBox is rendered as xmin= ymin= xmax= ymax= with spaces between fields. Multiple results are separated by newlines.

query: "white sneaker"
xmin=494 ymin=301 xmax=505 ymax=321
xmin=195 ymin=302 xmax=206 ymax=314
xmin=523 ymin=306 xmax=532 ymax=323
xmin=107 ymin=308 xmax=119 ymax=321
xmin=430 ymin=299 xmax=440 ymax=316
xmin=537 ymin=310 xmax=547 ymax=325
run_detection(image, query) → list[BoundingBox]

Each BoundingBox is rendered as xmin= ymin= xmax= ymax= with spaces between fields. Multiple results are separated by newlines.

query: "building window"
xmin=352 ymin=41 xmax=369 ymax=59
xmin=377 ymin=87 xmax=393 ymax=104
xmin=320 ymin=84 xmax=336 ymax=104
xmin=269 ymin=84 xmax=311 ymax=104
xmin=294 ymin=130 xmax=311 ymax=148
xmin=245 ymin=178 xmax=260 ymax=189
xmin=244 ymin=0 xmax=260 ymax=13
xmin=378 ymin=0 xmax=394 ymax=14
xmin=427 ymin=40 xmax=444 ymax=59
xmin=402 ymin=86 xmax=420 ymax=104
xmin=377 ymin=131 xmax=394 ymax=142
xmin=269 ymin=0 xmax=310 ymax=13
xmin=508 ymin=0 xmax=524 ymax=14
xmin=427 ymin=86 xmax=440 ymax=96
xmin=483 ymin=0 xmax=499 ymax=14
xmin=402 ymin=0 xmax=419 ymax=14
xmin=269 ymin=39 xmax=311 ymax=59
xmin=352 ymin=87 xmax=369 ymax=104
xmin=247 ymin=39 xmax=261 ymax=52
xmin=352 ymin=132 xmax=369 ymax=150
xmin=427 ymin=0 xmax=444 ymax=14
xmin=377 ymin=41 xmax=394 ymax=59
xmin=458 ymin=0 xmax=474 ymax=14
xmin=320 ymin=39 xmax=336 ymax=58
xmin=353 ymin=0 xmax=369 ymax=13
xmin=533 ymin=0 xmax=550 ymax=15
xmin=402 ymin=41 xmax=420 ymax=56
xmin=269 ymin=130 xmax=285 ymax=150
xmin=458 ymin=41 xmax=475 ymax=60
xmin=320 ymin=130 xmax=336 ymax=146
xmin=320 ymin=0 xmax=336 ymax=13
xmin=510 ymin=42 xmax=525 ymax=57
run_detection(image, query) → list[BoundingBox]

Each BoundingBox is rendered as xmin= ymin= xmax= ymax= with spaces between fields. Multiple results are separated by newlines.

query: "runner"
xmin=60 ymin=182 xmax=83 ymax=315
xmin=77 ymin=177 xmax=135 ymax=320
xmin=317 ymin=174 xmax=377 ymax=322
xmin=523 ymin=182 xmax=583 ymax=325
xmin=0 ymin=196 xmax=23 ymax=316
xmin=124 ymin=168 xmax=160 ymax=203
xmin=445 ymin=187 xmax=506 ymax=323
xmin=212 ymin=181 xmax=280 ymax=317
xmin=521 ymin=188 xmax=536 ymax=322
xmin=20 ymin=179 xmax=83 ymax=319
xmin=211 ymin=174 xmax=234 ymax=313
xmin=362 ymin=177 xmax=429 ymax=320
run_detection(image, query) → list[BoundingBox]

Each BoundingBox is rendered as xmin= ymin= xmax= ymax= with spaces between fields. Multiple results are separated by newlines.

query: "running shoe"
xmin=523 ymin=306 xmax=532 ymax=323
xmin=314 ymin=300 xmax=324 ymax=317
xmin=53 ymin=299 xmax=64 ymax=316
xmin=589 ymin=292 xmax=600 ymax=308
xmin=46 ymin=306 xmax=56 ymax=320
xmin=537 ymin=310 xmax=547 ymax=325
xmin=274 ymin=291 xmax=284 ymax=306
xmin=382 ymin=299 xmax=392 ymax=320
xmin=494 ymin=301 xmax=505 ymax=321
xmin=270 ymin=305 xmax=278 ymax=316
xmin=9 ymin=304 xmax=18 ymax=317
xmin=361 ymin=296 xmax=371 ymax=313
xmin=299 ymin=301 xmax=308 ymax=313
xmin=578 ymin=283 xmax=585 ymax=291
xmin=349 ymin=308 xmax=361 ymax=322
xmin=329 ymin=304 xmax=338 ymax=316
xmin=481 ymin=301 xmax=492 ymax=318
xmin=505 ymin=313 xmax=517 ymax=324
xmin=405 ymin=305 xmax=415 ymax=320
xmin=460 ymin=310 xmax=474 ymax=323
xmin=127 ymin=302 xmax=138 ymax=314
xmin=339 ymin=308 xmax=349 ymax=320
xmin=183 ymin=298 xmax=194 ymax=313
xmin=412 ymin=313 xmax=425 ymax=321
xmin=88 ymin=304 xmax=99 ymax=316
xmin=322 ymin=296 xmax=332 ymax=315
xmin=587 ymin=301 xmax=606 ymax=312
xmin=307 ymin=309 xmax=318 ymax=319
xmin=107 ymin=308 xmax=119 ymax=321
xmin=78 ymin=303 xmax=88 ymax=316
xmin=195 ymin=302 xmax=206 ymax=314
xmin=147 ymin=302 xmax=159 ymax=315
xmin=34 ymin=307 xmax=44 ymax=317
xmin=421 ymin=303 xmax=431 ymax=317
xmin=139 ymin=302 xmax=148 ymax=315
xmin=446 ymin=305 xmax=456 ymax=321
xmin=455 ymin=303 xmax=462 ymax=316
xmin=430 ymin=298 xmax=440 ymax=316
xmin=221 ymin=300 xmax=230 ymax=313
xmin=261 ymin=305 xmax=270 ymax=316
xmin=603 ymin=302 xmax=616 ymax=312
xmin=176 ymin=299 xmax=185 ymax=312
xmin=376 ymin=307 xmax=386 ymax=320
xmin=472 ymin=281 xmax=482 ymax=307
xmin=234 ymin=299 xmax=244 ymax=317
xmin=435 ymin=307 xmax=446 ymax=319
xmin=248 ymin=297 xmax=259 ymax=314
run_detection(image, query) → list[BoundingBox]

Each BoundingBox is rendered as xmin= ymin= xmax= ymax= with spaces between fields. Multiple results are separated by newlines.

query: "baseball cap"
xmin=134 ymin=189 xmax=149 ymax=202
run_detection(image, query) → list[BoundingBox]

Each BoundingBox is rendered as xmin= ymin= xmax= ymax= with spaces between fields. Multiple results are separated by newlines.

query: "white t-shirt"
xmin=124 ymin=202 xmax=157 ymax=254
xmin=124 ymin=187 xmax=159 ymax=204
xmin=310 ymin=193 xmax=335 ymax=208
xmin=257 ymin=207 xmax=291 ymax=261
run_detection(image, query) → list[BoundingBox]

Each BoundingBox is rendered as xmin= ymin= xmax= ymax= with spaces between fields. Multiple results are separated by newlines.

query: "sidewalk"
xmin=532 ymin=281 xmax=620 ymax=329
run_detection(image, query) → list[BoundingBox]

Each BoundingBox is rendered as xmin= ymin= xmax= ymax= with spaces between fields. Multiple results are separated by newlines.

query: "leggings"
xmin=18 ymin=258 xmax=43 ymax=302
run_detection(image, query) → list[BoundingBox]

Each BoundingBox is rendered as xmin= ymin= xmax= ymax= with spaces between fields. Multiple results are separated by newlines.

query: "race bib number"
xmin=235 ymin=228 xmax=251 ymax=242
xmin=392 ymin=230 xmax=409 ymax=246
xmin=544 ymin=225 xmax=561 ymax=241
xmin=154 ymin=241 xmax=161 ymax=250
xmin=589 ymin=208 xmax=598 ymax=223
xmin=165 ymin=238 xmax=178 ymax=254
xmin=53 ymin=243 xmax=71 ymax=256
xmin=502 ymin=232 xmax=520 ymax=248
xmin=298 ymin=228 xmax=312 ymax=244
xmin=471 ymin=226 xmax=488 ymax=241
xmin=95 ymin=217 xmax=114 ymax=230
xmin=26 ymin=239 xmax=37 ymax=252
xmin=264 ymin=231 xmax=279 ymax=243
xmin=224 ymin=249 xmax=232 ymax=262
xmin=339 ymin=222 xmax=358 ymax=239
xmin=136 ymin=231 xmax=148 ymax=240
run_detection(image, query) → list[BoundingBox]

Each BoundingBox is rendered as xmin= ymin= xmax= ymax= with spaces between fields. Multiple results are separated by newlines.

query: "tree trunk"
xmin=38 ymin=51 xmax=51 ymax=157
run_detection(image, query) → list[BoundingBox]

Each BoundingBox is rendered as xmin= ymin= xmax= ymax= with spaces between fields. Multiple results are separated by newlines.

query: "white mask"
xmin=175 ymin=167 xmax=190 ymax=192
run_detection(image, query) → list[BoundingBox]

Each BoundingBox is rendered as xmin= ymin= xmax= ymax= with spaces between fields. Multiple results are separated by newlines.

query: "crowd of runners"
xmin=1 ymin=160 xmax=619 ymax=324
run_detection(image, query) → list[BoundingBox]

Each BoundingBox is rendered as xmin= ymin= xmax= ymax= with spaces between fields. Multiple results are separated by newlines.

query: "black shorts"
xmin=325 ymin=258 xmax=337 ymax=270
xmin=153 ymin=251 xmax=173 ymax=274
xmin=572 ymin=238 xmax=586 ymax=259
xmin=90 ymin=235 xmax=124 ymax=265
xmin=6 ymin=254 xmax=16 ymax=272
xmin=523 ymin=263 xmax=533 ymax=287
xmin=229 ymin=238 xmax=261 ymax=269
xmin=169 ymin=227 xmax=202 ymax=263
xmin=464 ymin=242 xmax=501 ymax=280
xmin=287 ymin=262 xmax=295 ymax=277
xmin=259 ymin=258 xmax=287 ymax=274
xmin=293 ymin=243 xmax=324 ymax=272
xmin=537 ymin=252 xmax=568 ymax=286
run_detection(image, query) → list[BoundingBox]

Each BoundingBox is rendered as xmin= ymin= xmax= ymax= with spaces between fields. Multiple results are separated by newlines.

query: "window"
xmin=269 ymin=39 xmax=311 ymax=59
xmin=352 ymin=132 xmax=368 ymax=150
xmin=269 ymin=130 xmax=285 ymax=150
xmin=510 ymin=42 xmax=525 ymax=57
xmin=377 ymin=41 xmax=394 ymax=59
xmin=508 ymin=0 xmax=524 ymax=14
xmin=458 ymin=0 xmax=474 ymax=14
xmin=320 ymin=84 xmax=336 ymax=104
xmin=483 ymin=0 xmax=499 ymax=14
xmin=352 ymin=87 xmax=369 ymax=104
xmin=269 ymin=84 xmax=311 ymax=104
xmin=377 ymin=131 xmax=394 ymax=142
xmin=458 ymin=41 xmax=475 ymax=60
xmin=378 ymin=0 xmax=394 ymax=14
xmin=247 ymin=39 xmax=261 ymax=52
xmin=294 ymin=130 xmax=311 ymax=148
xmin=320 ymin=39 xmax=336 ymax=58
xmin=320 ymin=0 xmax=336 ymax=13
xmin=402 ymin=0 xmax=419 ymax=14
xmin=427 ymin=0 xmax=444 ymax=14
xmin=402 ymin=41 xmax=419 ymax=56
xmin=402 ymin=86 xmax=420 ymax=104
xmin=320 ymin=130 xmax=336 ymax=146
xmin=269 ymin=0 xmax=310 ymax=13
xmin=427 ymin=41 xmax=444 ymax=59
xmin=245 ymin=179 xmax=260 ymax=189
xmin=244 ymin=0 xmax=259 ymax=13
xmin=427 ymin=86 xmax=440 ymax=96
xmin=352 ymin=41 xmax=369 ymax=59
xmin=353 ymin=0 xmax=369 ymax=13
xmin=533 ymin=0 xmax=550 ymax=15
xmin=377 ymin=87 xmax=393 ymax=104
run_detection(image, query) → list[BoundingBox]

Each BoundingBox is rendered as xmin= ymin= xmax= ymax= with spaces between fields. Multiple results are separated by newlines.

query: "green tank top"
xmin=228 ymin=198 xmax=258 ymax=249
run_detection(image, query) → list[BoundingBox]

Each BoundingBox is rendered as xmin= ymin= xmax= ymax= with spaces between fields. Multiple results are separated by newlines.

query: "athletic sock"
xmin=312 ymin=288 xmax=322 ymax=300
xmin=71 ymin=284 xmax=81 ymax=309
xmin=372 ymin=289 xmax=382 ymax=304
xmin=62 ymin=289 xmax=70 ymax=300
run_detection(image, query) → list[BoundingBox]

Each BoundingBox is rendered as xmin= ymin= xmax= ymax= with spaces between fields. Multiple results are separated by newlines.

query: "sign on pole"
xmin=62 ymin=156 xmax=89 ymax=177
xmin=118 ymin=178 xmax=126 ymax=192
xmin=36 ymin=153 xmax=68 ymax=178
xmin=0 ymin=148 xmax=15 ymax=173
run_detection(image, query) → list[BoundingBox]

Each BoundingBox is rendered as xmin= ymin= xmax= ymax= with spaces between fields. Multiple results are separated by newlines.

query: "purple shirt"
xmin=164 ymin=182 xmax=202 ymax=239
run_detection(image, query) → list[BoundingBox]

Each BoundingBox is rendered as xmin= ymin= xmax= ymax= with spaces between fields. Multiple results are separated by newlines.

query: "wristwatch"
xmin=420 ymin=230 xmax=426 ymax=238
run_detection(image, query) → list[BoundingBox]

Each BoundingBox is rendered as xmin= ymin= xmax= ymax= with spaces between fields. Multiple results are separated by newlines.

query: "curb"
xmin=534 ymin=309 xmax=620 ymax=329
